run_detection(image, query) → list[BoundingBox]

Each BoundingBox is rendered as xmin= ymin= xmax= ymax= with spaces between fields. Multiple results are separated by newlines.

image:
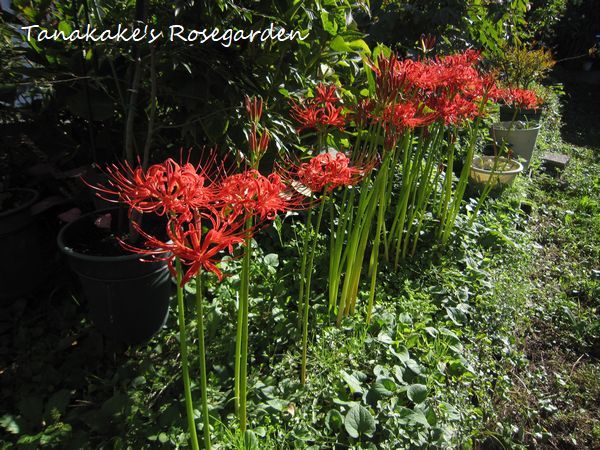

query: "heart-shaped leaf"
xmin=407 ymin=384 xmax=428 ymax=404
xmin=344 ymin=404 xmax=376 ymax=438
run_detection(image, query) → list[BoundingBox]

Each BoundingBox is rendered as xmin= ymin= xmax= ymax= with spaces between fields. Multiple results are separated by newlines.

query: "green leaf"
xmin=340 ymin=370 xmax=363 ymax=394
xmin=348 ymin=39 xmax=370 ymax=54
xmin=407 ymin=384 xmax=428 ymax=403
xmin=58 ymin=21 xmax=72 ymax=36
xmin=325 ymin=409 xmax=344 ymax=431
xmin=330 ymin=35 xmax=352 ymax=53
xmin=244 ymin=430 xmax=259 ymax=450
xmin=320 ymin=11 xmax=338 ymax=35
xmin=367 ymin=378 xmax=396 ymax=402
xmin=0 ymin=415 xmax=20 ymax=434
xmin=390 ymin=345 xmax=410 ymax=363
xmin=264 ymin=253 xmax=279 ymax=268
xmin=408 ymin=408 xmax=431 ymax=428
xmin=405 ymin=359 xmax=422 ymax=375
xmin=344 ymin=404 xmax=376 ymax=438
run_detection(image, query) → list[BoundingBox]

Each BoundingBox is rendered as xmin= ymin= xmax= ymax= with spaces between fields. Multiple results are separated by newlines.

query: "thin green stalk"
xmin=336 ymin=181 xmax=372 ymax=325
xmin=344 ymin=162 xmax=386 ymax=317
xmin=176 ymin=258 xmax=200 ymax=450
xmin=329 ymin=188 xmax=355 ymax=312
xmin=366 ymin=158 xmax=389 ymax=323
xmin=195 ymin=272 xmax=212 ymax=450
xmin=440 ymin=121 xmax=480 ymax=244
xmin=297 ymin=211 xmax=312 ymax=329
xmin=235 ymin=218 xmax=253 ymax=431
xmin=409 ymin=147 xmax=442 ymax=256
xmin=239 ymin=225 xmax=252 ymax=432
xmin=392 ymin=134 xmax=425 ymax=268
xmin=301 ymin=195 xmax=327 ymax=384
xmin=436 ymin=134 xmax=456 ymax=241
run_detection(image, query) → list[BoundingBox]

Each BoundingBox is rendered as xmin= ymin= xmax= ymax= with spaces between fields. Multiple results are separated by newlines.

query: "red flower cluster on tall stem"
xmin=87 ymin=154 xmax=299 ymax=285
xmin=295 ymin=152 xmax=370 ymax=194
xmin=290 ymin=83 xmax=346 ymax=132
xmin=361 ymin=49 xmax=499 ymax=130
xmin=499 ymin=87 xmax=542 ymax=110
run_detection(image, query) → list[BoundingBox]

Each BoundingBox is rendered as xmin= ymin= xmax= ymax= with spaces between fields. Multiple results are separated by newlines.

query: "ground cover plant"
xmin=1 ymin=1 xmax=599 ymax=449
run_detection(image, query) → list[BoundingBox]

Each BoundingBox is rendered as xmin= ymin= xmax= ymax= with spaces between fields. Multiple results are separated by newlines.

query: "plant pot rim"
xmin=57 ymin=208 xmax=159 ymax=263
xmin=471 ymin=156 xmax=524 ymax=175
xmin=0 ymin=188 xmax=39 ymax=218
xmin=492 ymin=121 xmax=541 ymax=131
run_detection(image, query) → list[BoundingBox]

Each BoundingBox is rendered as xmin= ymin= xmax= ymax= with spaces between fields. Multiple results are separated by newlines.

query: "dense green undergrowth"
xmin=1 ymin=81 xmax=598 ymax=449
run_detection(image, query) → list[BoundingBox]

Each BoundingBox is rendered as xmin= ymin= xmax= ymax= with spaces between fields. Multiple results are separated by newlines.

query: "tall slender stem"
xmin=176 ymin=259 xmax=200 ymax=450
xmin=236 ymin=217 xmax=253 ymax=432
xmin=195 ymin=272 xmax=212 ymax=450
xmin=297 ymin=211 xmax=312 ymax=330
xmin=301 ymin=195 xmax=327 ymax=385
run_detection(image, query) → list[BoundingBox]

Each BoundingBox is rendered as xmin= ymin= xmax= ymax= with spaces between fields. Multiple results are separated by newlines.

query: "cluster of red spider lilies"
xmin=87 ymin=48 xmax=541 ymax=448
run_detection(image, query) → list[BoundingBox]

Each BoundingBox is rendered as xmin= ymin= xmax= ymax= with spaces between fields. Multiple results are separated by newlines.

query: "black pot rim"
xmin=0 ymin=188 xmax=39 ymax=218
xmin=57 ymin=208 xmax=161 ymax=263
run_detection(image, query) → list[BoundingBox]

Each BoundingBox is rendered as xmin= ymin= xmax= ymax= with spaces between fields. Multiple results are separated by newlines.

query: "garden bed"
xmin=0 ymin=80 xmax=598 ymax=449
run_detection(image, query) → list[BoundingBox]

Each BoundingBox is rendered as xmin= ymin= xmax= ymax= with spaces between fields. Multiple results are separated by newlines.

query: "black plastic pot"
xmin=57 ymin=209 xmax=171 ymax=344
xmin=0 ymin=188 xmax=45 ymax=300
xmin=499 ymin=105 xmax=543 ymax=123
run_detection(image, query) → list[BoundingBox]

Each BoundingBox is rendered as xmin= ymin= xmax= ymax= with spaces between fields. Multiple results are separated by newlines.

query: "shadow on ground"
xmin=554 ymin=67 xmax=600 ymax=150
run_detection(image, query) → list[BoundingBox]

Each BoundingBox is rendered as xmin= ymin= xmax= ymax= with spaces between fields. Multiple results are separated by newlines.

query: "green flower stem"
xmin=408 ymin=142 xmax=442 ymax=257
xmin=235 ymin=217 xmax=253 ymax=432
xmin=440 ymin=120 xmax=480 ymax=244
xmin=195 ymin=272 xmax=211 ymax=450
xmin=436 ymin=133 xmax=456 ymax=241
xmin=366 ymin=157 xmax=389 ymax=324
xmin=301 ymin=194 xmax=327 ymax=385
xmin=175 ymin=258 xmax=200 ymax=450
xmin=329 ymin=187 xmax=354 ymax=313
xmin=297 ymin=211 xmax=312 ymax=330
xmin=336 ymin=178 xmax=375 ymax=325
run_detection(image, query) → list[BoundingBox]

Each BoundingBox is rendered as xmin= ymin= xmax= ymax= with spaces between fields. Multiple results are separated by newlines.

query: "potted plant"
xmin=57 ymin=207 xmax=172 ymax=343
xmin=469 ymin=154 xmax=523 ymax=190
xmin=491 ymin=88 xmax=543 ymax=170
xmin=488 ymin=43 xmax=555 ymax=122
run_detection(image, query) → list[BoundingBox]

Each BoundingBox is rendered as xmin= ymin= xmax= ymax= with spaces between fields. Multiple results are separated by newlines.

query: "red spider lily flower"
xmin=120 ymin=212 xmax=248 ymax=285
xmin=427 ymin=94 xmax=479 ymax=126
xmin=290 ymin=101 xmax=322 ymax=131
xmin=321 ymin=103 xmax=346 ymax=129
xmin=86 ymin=158 xmax=216 ymax=220
xmin=377 ymin=100 xmax=437 ymax=133
xmin=295 ymin=152 xmax=370 ymax=194
xmin=244 ymin=95 xmax=271 ymax=165
xmin=167 ymin=214 xmax=248 ymax=284
xmin=367 ymin=54 xmax=405 ymax=105
xmin=248 ymin=121 xmax=270 ymax=164
xmin=290 ymin=102 xmax=346 ymax=132
xmin=500 ymin=88 xmax=542 ymax=110
xmin=217 ymin=170 xmax=299 ymax=222
xmin=290 ymin=83 xmax=346 ymax=133
xmin=314 ymin=83 xmax=340 ymax=104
